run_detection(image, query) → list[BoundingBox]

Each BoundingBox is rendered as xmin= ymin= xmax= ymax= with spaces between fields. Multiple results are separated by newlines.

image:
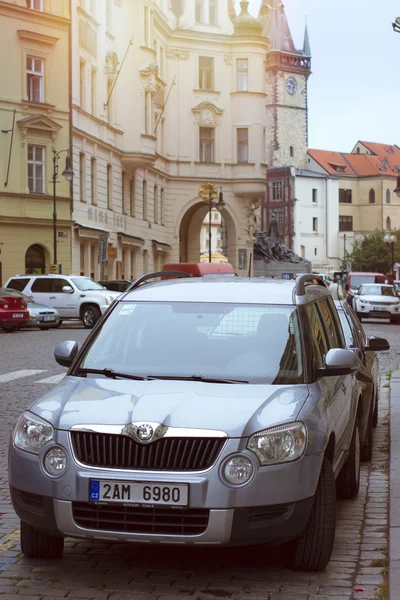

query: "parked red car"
xmin=0 ymin=288 xmax=29 ymax=333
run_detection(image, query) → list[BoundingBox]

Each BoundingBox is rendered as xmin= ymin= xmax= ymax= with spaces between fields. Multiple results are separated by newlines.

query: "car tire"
xmin=360 ymin=404 xmax=373 ymax=462
xmin=20 ymin=521 xmax=64 ymax=559
xmin=81 ymin=305 xmax=101 ymax=329
xmin=336 ymin=420 xmax=361 ymax=500
xmin=287 ymin=457 xmax=336 ymax=572
xmin=373 ymin=390 xmax=379 ymax=428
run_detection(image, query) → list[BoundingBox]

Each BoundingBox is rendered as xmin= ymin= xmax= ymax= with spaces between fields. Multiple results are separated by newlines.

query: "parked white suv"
xmin=5 ymin=275 xmax=120 ymax=328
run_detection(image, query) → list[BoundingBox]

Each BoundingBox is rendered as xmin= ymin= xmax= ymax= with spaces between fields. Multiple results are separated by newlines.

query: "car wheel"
xmin=81 ymin=305 xmax=101 ymax=329
xmin=20 ymin=521 xmax=64 ymax=559
xmin=2 ymin=324 xmax=20 ymax=333
xmin=286 ymin=457 xmax=336 ymax=572
xmin=336 ymin=420 xmax=361 ymax=500
xmin=356 ymin=312 xmax=363 ymax=322
xmin=360 ymin=404 xmax=373 ymax=462
xmin=373 ymin=390 xmax=379 ymax=428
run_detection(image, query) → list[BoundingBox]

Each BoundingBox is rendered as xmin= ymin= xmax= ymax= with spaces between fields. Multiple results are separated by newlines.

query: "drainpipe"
xmin=325 ymin=176 xmax=341 ymax=264
xmin=68 ymin=0 xmax=73 ymax=270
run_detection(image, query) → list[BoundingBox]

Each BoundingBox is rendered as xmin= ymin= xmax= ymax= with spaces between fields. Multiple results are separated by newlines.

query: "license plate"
xmin=89 ymin=480 xmax=188 ymax=507
xmin=43 ymin=316 xmax=55 ymax=321
xmin=373 ymin=307 xmax=387 ymax=311
xmin=12 ymin=313 xmax=23 ymax=319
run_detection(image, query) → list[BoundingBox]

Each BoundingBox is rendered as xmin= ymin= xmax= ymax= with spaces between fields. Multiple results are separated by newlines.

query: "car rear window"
xmin=79 ymin=302 xmax=304 ymax=385
xmin=6 ymin=278 xmax=30 ymax=292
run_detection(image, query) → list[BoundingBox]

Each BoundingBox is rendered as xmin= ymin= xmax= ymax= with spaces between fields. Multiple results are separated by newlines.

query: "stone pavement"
xmin=0 ymin=325 xmax=395 ymax=599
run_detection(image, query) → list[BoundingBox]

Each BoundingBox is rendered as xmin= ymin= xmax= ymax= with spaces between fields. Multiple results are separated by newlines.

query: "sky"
xmin=236 ymin=0 xmax=400 ymax=153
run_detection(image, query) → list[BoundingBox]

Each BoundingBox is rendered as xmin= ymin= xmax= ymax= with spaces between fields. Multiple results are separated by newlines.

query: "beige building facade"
xmin=71 ymin=0 xmax=312 ymax=279
xmin=0 ymin=0 xmax=72 ymax=285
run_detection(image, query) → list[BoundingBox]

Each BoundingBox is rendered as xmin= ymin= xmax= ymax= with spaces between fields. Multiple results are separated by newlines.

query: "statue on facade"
xmin=254 ymin=230 xmax=307 ymax=265
xmin=246 ymin=201 xmax=258 ymax=241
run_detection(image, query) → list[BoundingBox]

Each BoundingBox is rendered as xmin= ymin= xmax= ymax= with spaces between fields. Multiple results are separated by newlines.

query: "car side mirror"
xmin=62 ymin=286 xmax=74 ymax=294
xmin=54 ymin=341 xmax=79 ymax=368
xmin=318 ymin=348 xmax=360 ymax=377
xmin=366 ymin=336 xmax=390 ymax=352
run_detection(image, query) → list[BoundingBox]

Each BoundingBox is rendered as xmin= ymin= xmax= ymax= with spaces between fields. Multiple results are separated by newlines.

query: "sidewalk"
xmin=390 ymin=371 xmax=400 ymax=599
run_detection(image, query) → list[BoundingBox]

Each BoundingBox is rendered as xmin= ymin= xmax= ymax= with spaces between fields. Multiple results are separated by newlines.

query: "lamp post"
xmin=384 ymin=234 xmax=396 ymax=274
xmin=52 ymin=150 xmax=74 ymax=268
xmin=393 ymin=16 xmax=400 ymax=32
xmin=198 ymin=182 xmax=225 ymax=263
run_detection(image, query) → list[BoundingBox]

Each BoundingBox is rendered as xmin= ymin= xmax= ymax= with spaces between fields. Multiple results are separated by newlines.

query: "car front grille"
xmin=70 ymin=431 xmax=226 ymax=472
xmin=72 ymin=502 xmax=210 ymax=535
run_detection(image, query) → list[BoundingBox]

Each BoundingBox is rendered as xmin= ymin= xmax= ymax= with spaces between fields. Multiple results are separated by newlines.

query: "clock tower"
xmin=261 ymin=0 xmax=311 ymax=169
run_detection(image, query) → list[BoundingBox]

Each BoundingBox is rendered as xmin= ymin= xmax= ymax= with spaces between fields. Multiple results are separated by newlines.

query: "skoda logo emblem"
xmin=136 ymin=424 xmax=154 ymax=441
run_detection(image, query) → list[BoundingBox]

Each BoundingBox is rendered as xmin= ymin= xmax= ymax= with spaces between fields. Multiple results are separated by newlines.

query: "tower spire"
xmin=303 ymin=21 xmax=311 ymax=57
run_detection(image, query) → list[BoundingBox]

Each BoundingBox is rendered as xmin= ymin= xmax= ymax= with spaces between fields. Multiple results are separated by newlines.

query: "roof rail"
xmin=295 ymin=273 xmax=328 ymax=296
xmin=125 ymin=271 xmax=192 ymax=293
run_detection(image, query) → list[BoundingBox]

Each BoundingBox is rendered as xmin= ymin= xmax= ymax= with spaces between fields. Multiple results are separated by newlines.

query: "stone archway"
xmin=179 ymin=201 xmax=237 ymax=266
xmin=25 ymin=244 xmax=47 ymax=274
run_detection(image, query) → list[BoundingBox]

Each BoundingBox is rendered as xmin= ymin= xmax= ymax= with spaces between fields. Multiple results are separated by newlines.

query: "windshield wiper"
xmin=147 ymin=375 xmax=248 ymax=384
xmin=76 ymin=368 xmax=146 ymax=381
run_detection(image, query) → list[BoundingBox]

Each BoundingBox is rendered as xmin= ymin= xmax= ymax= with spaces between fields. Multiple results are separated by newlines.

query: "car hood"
xmin=359 ymin=295 xmax=399 ymax=303
xmin=31 ymin=377 xmax=310 ymax=438
xmin=28 ymin=302 xmax=59 ymax=313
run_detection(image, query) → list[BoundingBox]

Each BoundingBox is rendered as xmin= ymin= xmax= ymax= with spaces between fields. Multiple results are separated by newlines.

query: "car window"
xmin=31 ymin=279 xmax=53 ymax=293
xmin=338 ymin=310 xmax=355 ymax=347
xmin=306 ymin=303 xmax=329 ymax=369
xmin=317 ymin=298 xmax=342 ymax=349
xmin=52 ymin=278 xmax=72 ymax=293
xmin=345 ymin=304 xmax=367 ymax=348
xmin=71 ymin=277 xmax=105 ymax=291
xmin=6 ymin=278 xmax=30 ymax=292
xmin=79 ymin=302 xmax=304 ymax=385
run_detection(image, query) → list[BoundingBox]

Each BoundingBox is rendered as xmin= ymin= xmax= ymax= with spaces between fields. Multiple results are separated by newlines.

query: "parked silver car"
xmin=7 ymin=290 xmax=61 ymax=330
xmin=10 ymin=274 xmax=369 ymax=571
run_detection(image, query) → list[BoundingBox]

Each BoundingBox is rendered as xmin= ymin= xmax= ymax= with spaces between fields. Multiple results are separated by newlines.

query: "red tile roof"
xmin=308 ymin=143 xmax=400 ymax=178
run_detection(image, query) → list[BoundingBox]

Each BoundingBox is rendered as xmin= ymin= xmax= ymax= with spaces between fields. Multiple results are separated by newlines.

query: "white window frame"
xmin=90 ymin=156 xmax=97 ymax=205
xmin=209 ymin=0 xmax=217 ymax=24
xmin=79 ymin=152 xmax=86 ymax=202
xmin=28 ymin=145 xmax=45 ymax=194
xmin=27 ymin=56 xmax=44 ymax=103
xmin=107 ymin=164 xmax=113 ymax=210
xmin=199 ymin=127 xmax=215 ymax=163
xmin=237 ymin=59 xmax=248 ymax=92
xmin=237 ymin=128 xmax=249 ymax=163
xmin=199 ymin=56 xmax=214 ymax=91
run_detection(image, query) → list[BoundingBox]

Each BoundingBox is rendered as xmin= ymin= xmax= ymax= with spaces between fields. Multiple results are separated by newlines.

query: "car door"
xmin=50 ymin=278 xmax=79 ymax=318
xmin=30 ymin=278 xmax=54 ymax=308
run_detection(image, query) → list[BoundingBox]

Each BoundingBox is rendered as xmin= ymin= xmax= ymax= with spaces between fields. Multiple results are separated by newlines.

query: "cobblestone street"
xmin=0 ymin=321 xmax=397 ymax=600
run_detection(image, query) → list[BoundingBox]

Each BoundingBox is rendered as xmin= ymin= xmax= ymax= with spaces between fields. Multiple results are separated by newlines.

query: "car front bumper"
xmin=357 ymin=303 xmax=400 ymax=318
xmin=26 ymin=315 xmax=60 ymax=328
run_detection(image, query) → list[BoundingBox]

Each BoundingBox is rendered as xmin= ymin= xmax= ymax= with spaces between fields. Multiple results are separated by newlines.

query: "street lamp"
xmin=52 ymin=150 xmax=74 ymax=269
xmin=393 ymin=16 xmax=400 ymax=32
xmin=198 ymin=182 xmax=225 ymax=263
xmin=384 ymin=234 xmax=396 ymax=273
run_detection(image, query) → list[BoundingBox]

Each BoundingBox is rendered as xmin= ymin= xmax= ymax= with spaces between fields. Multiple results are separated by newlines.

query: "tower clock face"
xmin=286 ymin=76 xmax=297 ymax=95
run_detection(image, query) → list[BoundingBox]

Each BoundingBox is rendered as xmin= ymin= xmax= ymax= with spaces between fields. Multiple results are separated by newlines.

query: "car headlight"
xmin=44 ymin=446 xmax=68 ymax=476
xmin=222 ymin=454 xmax=254 ymax=485
xmin=14 ymin=412 xmax=54 ymax=455
xmin=105 ymin=295 xmax=116 ymax=306
xmin=247 ymin=422 xmax=307 ymax=466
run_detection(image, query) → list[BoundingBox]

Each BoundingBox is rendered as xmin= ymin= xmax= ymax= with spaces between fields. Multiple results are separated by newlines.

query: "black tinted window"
xmin=52 ymin=279 xmax=71 ymax=293
xmin=318 ymin=298 xmax=342 ymax=349
xmin=306 ymin=303 xmax=328 ymax=369
xmin=31 ymin=279 xmax=53 ymax=293
xmin=7 ymin=278 xmax=29 ymax=292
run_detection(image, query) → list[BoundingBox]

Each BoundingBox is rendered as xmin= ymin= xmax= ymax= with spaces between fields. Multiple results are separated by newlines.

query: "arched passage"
xmin=179 ymin=201 xmax=237 ymax=266
xmin=25 ymin=244 xmax=47 ymax=274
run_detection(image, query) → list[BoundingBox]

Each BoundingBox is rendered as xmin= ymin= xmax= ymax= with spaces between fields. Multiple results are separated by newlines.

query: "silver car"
xmin=10 ymin=274 xmax=367 ymax=572
xmin=8 ymin=290 xmax=61 ymax=330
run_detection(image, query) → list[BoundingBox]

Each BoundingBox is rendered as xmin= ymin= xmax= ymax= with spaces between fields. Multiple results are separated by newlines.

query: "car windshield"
xmin=351 ymin=276 xmax=382 ymax=289
xmin=78 ymin=302 xmax=304 ymax=385
xmin=71 ymin=278 xmax=105 ymax=291
xmin=359 ymin=285 xmax=396 ymax=297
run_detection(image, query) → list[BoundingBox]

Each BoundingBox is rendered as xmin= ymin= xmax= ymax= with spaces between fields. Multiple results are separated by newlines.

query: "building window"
xmin=79 ymin=153 xmax=86 ymax=202
xmin=107 ymin=79 xmax=113 ymax=124
xmin=144 ymin=5 xmax=149 ymax=46
xmin=91 ymin=68 xmax=96 ymax=115
xmin=160 ymin=188 xmax=165 ymax=225
xmin=122 ymin=171 xmax=126 ymax=215
xmin=143 ymin=180 xmax=148 ymax=220
xmin=313 ymin=217 xmax=318 ymax=232
xmin=237 ymin=128 xmax=249 ymax=163
xmin=199 ymin=56 xmax=214 ymax=90
xmin=107 ymin=164 xmax=112 ymax=210
xmin=106 ymin=0 xmax=113 ymax=32
xmin=369 ymin=188 xmax=375 ymax=204
xmin=199 ymin=127 xmax=214 ymax=163
xmin=143 ymin=249 xmax=148 ymax=274
xmin=339 ymin=215 xmax=353 ymax=232
xmin=237 ymin=59 xmax=248 ymax=92
xmin=130 ymin=173 xmax=135 ymax=217
xmin=27 ymin=56 xmax=44 ymax=103
xmin=339 ymin=188 xmax=352 ymax=203
xmin=160 ymin=47 xmax=165 ymax=79
xmin=386 ymin=216 xmax=391 ymax=231
xmin=144 ymin=92 xmax=153 ymax=135
xmin=209 ymin=0 xmax=217 ymax=24
xmin=79 ymin=60 xmax=85 ymax=109
xmin=195 ymin=0 xmax=203 ymax=23
xmin=27 ymin=145 xmax=45 ymax=194
xmin=314 ymin=248 xmax=318 ymax=256
xmin=80 ymin=243 xmax=85 ymax=276
xmin=29 ymin=0 xmax=43 ymax=10
xmin=154 ymin=185 xmax=159 ymax=224
xmin=272 ymin=180 xmax=283 ymax=201
xmin=90 ymin=157 xmax=96 ymax=204
xmin=386 ymin=189 xmax=391 ymax=204
xmin=312 ymin=189 xmax=318 ymax=203
xmin=290 ymin=146 xmax=294 ymax=157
